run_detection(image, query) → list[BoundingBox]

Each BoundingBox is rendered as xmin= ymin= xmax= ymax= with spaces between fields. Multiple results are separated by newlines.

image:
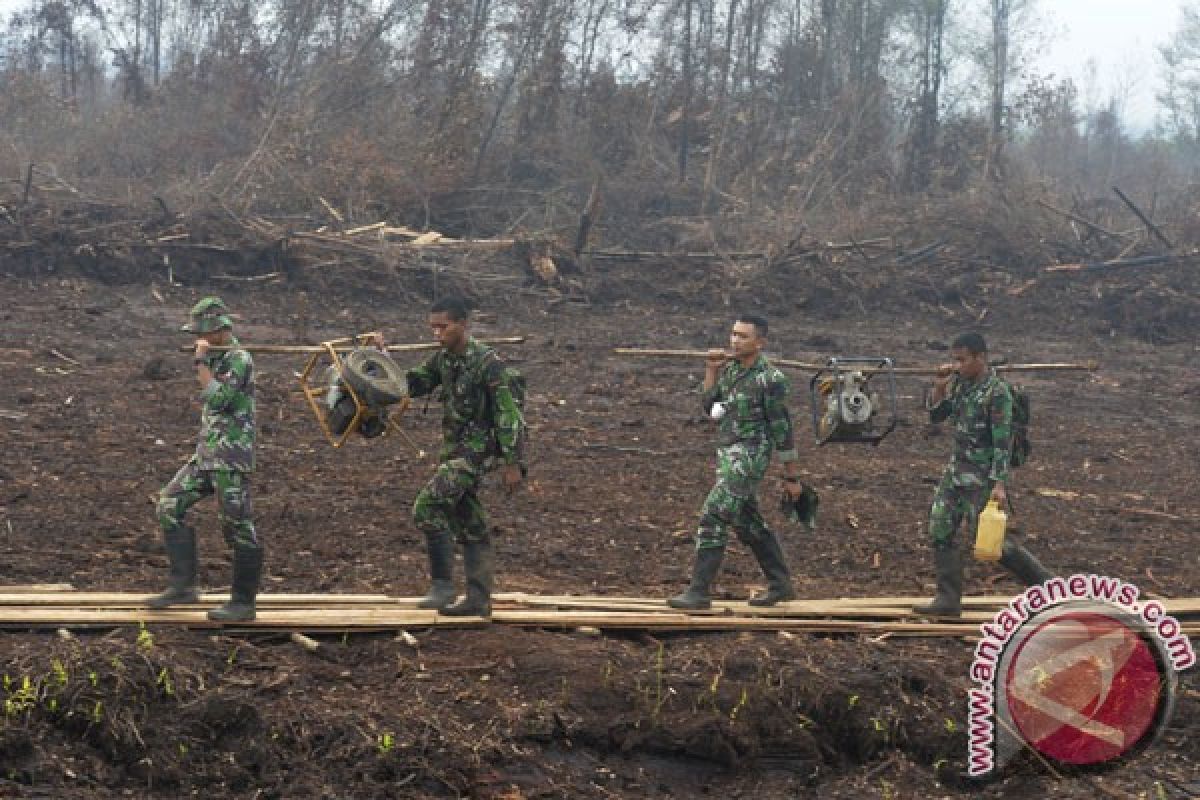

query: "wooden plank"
xmin=493 ymin=610 xmax=980 ymax=634
xmin=495 ymin=592 xmax=1200 ymax=616
xmin=0 ymin=592 xmax=409 ymax=607
xmin=0 ymin=584 xmax=76 ymax=593
xmin=493 ymin=595 xmax=998 ymax=620
xmin=0 ymin=606 xmax=1191 ymax=637
xmin=0 ymin=608 xmax=458 ymax=627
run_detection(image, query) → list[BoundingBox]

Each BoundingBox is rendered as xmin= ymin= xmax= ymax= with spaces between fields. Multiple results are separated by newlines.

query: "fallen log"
xmin=1035 ymin=198 xmax=1125 ymax=240
xmin=583 ymin=250 xmax=768 ymax=261
xmin=1112 ymin=185 xmax=1173 ymax=250
xmin=1044 ymin=255 xmax=1176 ymax=273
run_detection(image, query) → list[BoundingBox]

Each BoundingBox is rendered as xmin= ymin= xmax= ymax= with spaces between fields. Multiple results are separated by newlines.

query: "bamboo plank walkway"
xmin=0 ymin=588 xmax=1194 ymax=638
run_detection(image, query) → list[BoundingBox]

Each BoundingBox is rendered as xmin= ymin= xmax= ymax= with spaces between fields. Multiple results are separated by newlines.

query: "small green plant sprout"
xmin=729 ymin=687 xmax=749 ymax=721
xmin=377 ymin=732 xmax=395 ymax=755
xmin=1154 ymin=781 xmax=1168 ymax=800
xmin=88 ymin=670 xmax=98 ymax=688
xmin=944 ymin=718 xmax=956 ymax=733
xmin=136 ymin=623 xmax=155 ymax=651
xmin=872 ymin=717 xmax=887 ymax=734
xmin=178 ymin=743 xmax=189 ymax=757
xmin=91 ymin=700 xmax=104 ymax=723
xmin=156 ymin=667 xmax=175 ymax=697
xmin=847 ymin=694 xmax=859 ymax=709
xmin=4 ymin=676 xmax=36 ymax=717
xmin=50 ymin=659 xmax=69 ymax=688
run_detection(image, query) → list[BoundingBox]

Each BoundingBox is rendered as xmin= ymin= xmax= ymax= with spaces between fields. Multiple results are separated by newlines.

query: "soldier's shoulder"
xmin=469 ymin=341 xmax=505 ymax=380
xmin=758 ymin=361 xmax=789 ymax=385
xmin=227 ymin=348 xmax=254 ymax=369
xmin=986 ymin=373 xmax=1013 ymax=399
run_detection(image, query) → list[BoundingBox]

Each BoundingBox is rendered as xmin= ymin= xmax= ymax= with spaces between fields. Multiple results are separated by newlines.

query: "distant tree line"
xmin=3 ymin=0 xmax=1200 ymax=242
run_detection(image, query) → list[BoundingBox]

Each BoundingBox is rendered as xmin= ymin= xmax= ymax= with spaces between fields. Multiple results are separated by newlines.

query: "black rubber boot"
xmin=208 ymin=546 xmax=263 ymax=622
xmin=148 ymin=526 xmax=199 ymax=609
xmin=441 ymin=539 xmax=493 ymax=618
xmin=416 ymin=532 xmax=457 ymax=610
xmin=999 ymin=539 xmax=1053 ymax=586
xmin=668 ymin=546 xmax=725 ymax=610
xmin=913 ymin=546 xmax=963 ymax=618
xmin=747 ymin=532 xmax=797 ymax=607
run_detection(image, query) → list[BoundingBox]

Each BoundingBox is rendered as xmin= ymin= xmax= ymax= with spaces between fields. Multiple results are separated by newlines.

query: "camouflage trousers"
xmin=928 ymin=470 xmax=990 ymax=550
xmin=413 ymin=457 xmax=490 ymax=543
xmin=696 ymin=442 xmax=772 ymax=550
xmin=157 ymin=458 xmax=259 ymax=551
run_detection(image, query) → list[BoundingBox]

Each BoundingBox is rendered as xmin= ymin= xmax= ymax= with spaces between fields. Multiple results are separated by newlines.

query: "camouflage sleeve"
xmin=764 ymin=369 xmax=798 ymax=463
xmin=928 ymin=378 xmax=956 ymax=423
xmin=484 ymin=357 xmax=523 ymax=465
xmin=928 ymin=377 xmax=957 ymax=423
xmin=201 ymin=351 xmax=252 ymax=411
xmin=405 ymin=352 xmax=442 ymax=398
xmin=988 ymin=381 xmax=1014 ymax=484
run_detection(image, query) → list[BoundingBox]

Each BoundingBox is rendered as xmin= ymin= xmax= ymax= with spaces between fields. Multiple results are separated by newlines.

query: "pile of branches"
xmin=0 ymin=166 xmax=584 ymax=303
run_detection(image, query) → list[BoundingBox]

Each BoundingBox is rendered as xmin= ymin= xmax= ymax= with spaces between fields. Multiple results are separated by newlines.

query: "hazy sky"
xmin=1036 ymin=0 xmax=1187 ymax=128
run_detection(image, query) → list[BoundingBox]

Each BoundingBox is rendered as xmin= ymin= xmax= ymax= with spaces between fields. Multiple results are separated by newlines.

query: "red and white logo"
xmin=1003 ymin=610 xmax=1167 ymax=765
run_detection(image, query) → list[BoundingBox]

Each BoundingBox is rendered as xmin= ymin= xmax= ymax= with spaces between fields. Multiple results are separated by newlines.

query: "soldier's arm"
xmin=764 ymin=372 xmax=799 ymax=469
xmin=988 ymin=382 xmax=1014 ymax=484
xmin=483 ymin=357 xmax=523 ymax=465
xmin=404 ymin=353 xmax=442 ymax=398
xmin=201 ymin=351 xmax=251 ymax=412
xmin=928 ymin=377 xmax=957 ymax=423
xmin=701 ymin=365 xmax=726 ymax=413
xmin=928 ymin=364 xmax=956 ymax=423
xmin=700 ymin=350 xmax=728 ymax=412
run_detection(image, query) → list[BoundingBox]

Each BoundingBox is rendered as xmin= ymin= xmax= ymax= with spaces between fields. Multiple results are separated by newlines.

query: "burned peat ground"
xmin=0 ymin=267 xmax=1197 ymax=799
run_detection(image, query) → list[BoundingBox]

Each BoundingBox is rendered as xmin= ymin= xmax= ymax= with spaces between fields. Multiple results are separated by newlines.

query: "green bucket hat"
xmin=181 ymin=296 xmax=234 ymax=333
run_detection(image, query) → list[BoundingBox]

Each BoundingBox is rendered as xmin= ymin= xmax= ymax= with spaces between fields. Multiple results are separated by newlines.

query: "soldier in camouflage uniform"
xmin=375 ymin=296 xmax=524 ymax=618
xmin=669 ymin=315 xmax=805 ymax=610
xmin=148 ymin=297 xmax=263 ymax=622
xmin=914 ymin=332 xmax=1053 ymax=618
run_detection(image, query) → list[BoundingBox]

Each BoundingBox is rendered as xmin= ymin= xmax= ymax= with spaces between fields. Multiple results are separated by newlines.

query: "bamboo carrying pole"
xmin=180 ymin=336 xmax=526 ymax=354
xmin=612 ymin=348 xmax=1098 ymax=375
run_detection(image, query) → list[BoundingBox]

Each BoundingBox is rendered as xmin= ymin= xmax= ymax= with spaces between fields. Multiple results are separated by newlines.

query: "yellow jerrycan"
xmin=973 ymin=499 xmax=1006 ymax=562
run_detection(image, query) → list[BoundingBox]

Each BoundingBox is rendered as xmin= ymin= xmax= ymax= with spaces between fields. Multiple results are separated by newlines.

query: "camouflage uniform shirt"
xmin=194 ymin=338 xmax=256 ymax=473
xmin=406 ymin=338 xmax=523 ymax=466
xmin=928 ymin=369 xmax=1011 ymax=488
xmin=702 ymin=355 xmax=798 ymax=462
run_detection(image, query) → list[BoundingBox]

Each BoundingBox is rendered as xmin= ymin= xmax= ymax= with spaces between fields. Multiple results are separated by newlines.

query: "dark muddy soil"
xmin=0 ymin=254 xmax=1196 ymax=798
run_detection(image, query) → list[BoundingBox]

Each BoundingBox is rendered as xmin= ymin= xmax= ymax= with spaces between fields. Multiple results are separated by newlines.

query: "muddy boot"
xmin=913 ymin=546 xmax=963 ymax=618
xmin=208 ymin=546 xmax=263 ymax=622
xmin=148 ymin=526 xmax=199 ymax=609
xmin=441 ymin=539 xmax=493 ymax=618
xmin=747 ymin=532 xmax=796 ymax=607
xmin=999 ymin=539 xmax=1053 ymax=587
xmin=668 ymin=546 xmax=725 ymax=610
xmin=416 ymin=532 xmax=457 ymax=610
